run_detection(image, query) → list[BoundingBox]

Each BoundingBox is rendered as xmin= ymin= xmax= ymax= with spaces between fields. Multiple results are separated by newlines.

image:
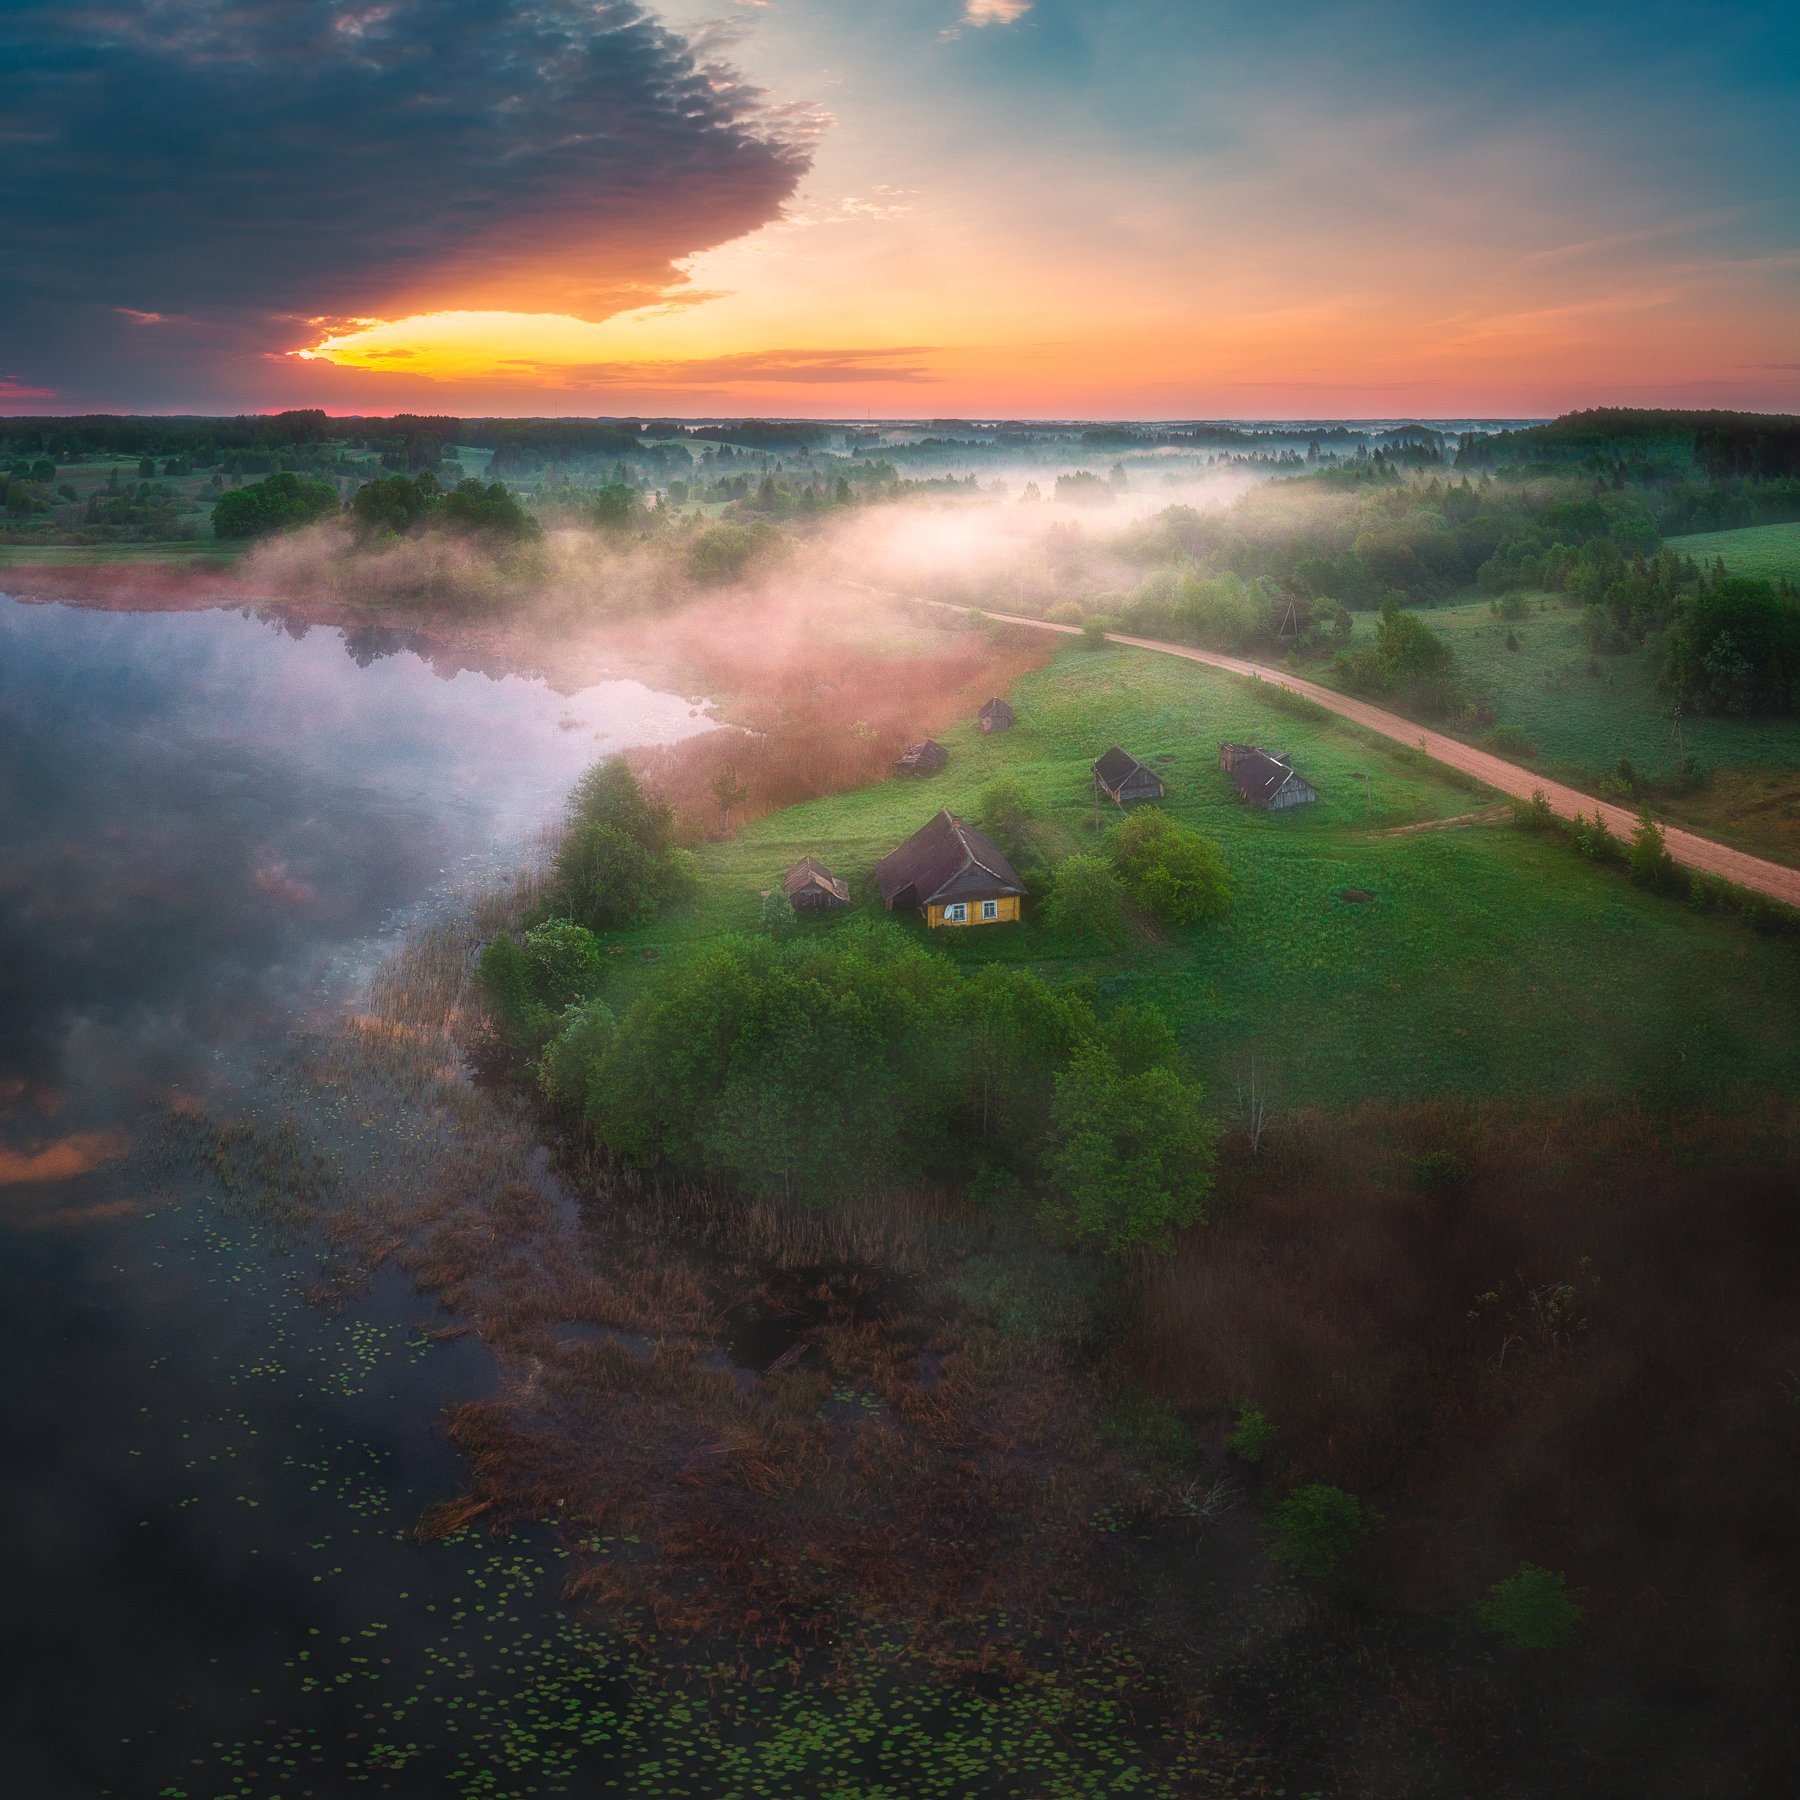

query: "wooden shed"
xmin=977 ymin=697 xmax=1016 ymax=734
xmin=893 ymin=738 xmax=949 ymax=777
xmin=874 ymin=809 xmax=1025 ymax=928
xmin=783 ymin=856 xmax=852 ymax=911
xmin=1219 ymin=741 xmax=1318 ymax=810
xmin=1092 ymin=745 xmax=1166 ymax=805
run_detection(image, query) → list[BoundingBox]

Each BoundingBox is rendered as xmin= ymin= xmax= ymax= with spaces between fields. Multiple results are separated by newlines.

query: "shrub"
xmin=976 ymin=778 xmax=1035 ymax=857
xmin=212 ymin=471 xmax=340 ymax=539
xmin=519 ymin=918 xmax=604 ymax=1009
xmin=1081 ymin=618 xmax=1111 ymax=650
xmin=1265 ymin=1484 xmax=1382 ymax=1578
xmin=1109 ymin=810 xmax=1233 ymax=927
xmin=475 ymin=933 xmax=552 ymax=1049
xmin=1225 ymin=1402 xmax=1275 ymax=1464
xmin=761 ymin=887 xmax=797 ymax=938
xmin=1510 ymin=788 xmax=1557 ymax=831
xmin=1041 ymin=1044 xmax=1215 ymax=1254
xmin=1475 ymin=1563 xmax=1583 ymax=1650
xmin=1042 ymin=853 xmax=1126 ymax=943
xmin=1627 ymin=812 xmax=1682 ymax=894
xmin=552 ymin=759 xmax=692 ymax=929
xmin=536 ymin=998 xmax=616 ymax=1110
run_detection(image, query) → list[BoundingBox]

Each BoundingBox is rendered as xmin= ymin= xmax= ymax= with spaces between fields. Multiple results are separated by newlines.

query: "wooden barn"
xmin=1092 ymin=745 xmax=1166 ymax=805
xmin=1219 ymin=742 xmax=1318 ymax=810
xmin=977 ymin=697 xmax=1016 ymax=734
xmin=874 ymin=809 xmax=1025 ymax=928
xmin=782 ymin=856 xmax=852 ymax=912
xmin=893 ymin=738 xmax=949 ymax=777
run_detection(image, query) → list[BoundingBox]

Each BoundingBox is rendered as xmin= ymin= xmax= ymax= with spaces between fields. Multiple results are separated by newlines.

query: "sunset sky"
xmin=4 ymin=0 xmax=1797 ymax=418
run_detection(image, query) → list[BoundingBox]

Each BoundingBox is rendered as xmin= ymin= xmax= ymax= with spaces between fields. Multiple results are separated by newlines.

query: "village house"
xmin=1092 ymin=745 xmax=1166 ymax=805
xmin=1219 ymin=742 xmax=1319 ymax=810
xmin=977 ymin=697 xmax=1015 ymax=733
xmin=782 ymin=855 xmax=852 ymax=912
xmin=893 ymin=738 xmax=949 ymax=777
xmin=874 ymin=809 xmax=1025 ymax=928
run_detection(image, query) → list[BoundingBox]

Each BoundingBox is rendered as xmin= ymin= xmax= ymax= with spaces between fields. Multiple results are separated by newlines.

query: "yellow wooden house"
xmin=873 ymin=809 xmax=1025 ymax=928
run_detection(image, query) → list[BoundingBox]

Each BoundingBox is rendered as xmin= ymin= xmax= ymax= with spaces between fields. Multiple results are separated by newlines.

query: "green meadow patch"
xmin=602 ymin=644 xmax=1800 ymax=1111
xmin=1665 ymin=520 xmax=1800 ymax=586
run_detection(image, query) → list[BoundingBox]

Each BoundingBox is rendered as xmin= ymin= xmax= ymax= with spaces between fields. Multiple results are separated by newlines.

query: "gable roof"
xmin=874 ymin=810 xmax=1025 ymax=909
xmin=978 ymin=697 xmax=1015 ymax=722
xmin=1229 ymin=749 xmax=1304 ymax=804
xmin=783 ymin=856 xmax=851 ymax=904
xmin=894 ymin=738 xmax=948 ymax=772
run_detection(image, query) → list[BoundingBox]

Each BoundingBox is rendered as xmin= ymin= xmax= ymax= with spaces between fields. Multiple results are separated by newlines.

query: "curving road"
xmin=906 ymin=595 xmax=1800 ymax=908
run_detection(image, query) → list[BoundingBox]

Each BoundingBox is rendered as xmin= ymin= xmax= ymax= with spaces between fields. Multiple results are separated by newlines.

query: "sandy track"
xmin=914 ymin=597 xmax=1800 ymax=908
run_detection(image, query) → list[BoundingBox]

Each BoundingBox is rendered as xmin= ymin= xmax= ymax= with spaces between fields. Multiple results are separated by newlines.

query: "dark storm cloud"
xmin=0 ymin=0 xmax=809 ymax=405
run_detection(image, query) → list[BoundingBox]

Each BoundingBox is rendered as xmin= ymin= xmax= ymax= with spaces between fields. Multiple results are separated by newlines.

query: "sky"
xmin=2 ymin=0 xmax=1797 ymax=418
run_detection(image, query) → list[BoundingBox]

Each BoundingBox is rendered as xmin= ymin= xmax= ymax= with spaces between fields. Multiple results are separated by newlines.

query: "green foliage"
xmin=1081 ymin=618 xmax=1111 ymax=650
xmin=1041 ymin=1043 xmax=1215 ymax=1254
xmin=1660 ymin=575 xmax=1800 ymax=715
xmin=519 ymin=918 xmax=604 ymax=1009
xmin=761 ymin=886 xmax=797 ymax=938
xmin=1475 ymin=1564 xmax=1583 ymax=1650
xmin=1334 ymin=600 xmax=1462 ymax=715
xmin=1042 ymin=853 xmax=1126 ymax=943
xmin=1225 ymin=1402 xmax=1276 ymax=1464
xmin=1109 ymin=809 xmax=1233 ymax=927
xmin=1627 ymin=812 xmax=1681 ymax=893
xmin=212 ymin=471 xmax=339 ymax=539
xmin=350 ymin=472 xmax=537 ymax=542
xmin=475 ymin=933 xmax=552 ymax=1049
xmin=975 ymin=778 xmax=1035 ymax=854
xmin=1264 ymin=1484 xmax=1382 ymax=1578
xmin=688 ymin=521 xmax=772 ymax=585
xmin=1102 ymin=1396 xmax=1197 ymax=1474
xmin=711 ymin=765 xmax=750 ymax=820
xmin=536 ymin=998 xmax=616 ymax=1110
xmin=552 ymin=759 xmax=691 ymax=930
xmin=590 ymin=483 xmax=639 ymax=530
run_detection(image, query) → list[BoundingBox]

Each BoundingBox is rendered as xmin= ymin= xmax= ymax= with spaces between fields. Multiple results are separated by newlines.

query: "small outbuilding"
xmin=1219 ymin=742 xmax=1318 ymax=810
xmin=783 ymin=855 xmax=852 ymax=911
xmin=1092 ymin=745 xmax=1166 ymax=805
xmin=977 ymin=697 xmax=1016 ymax=734
xmin=893 ymin=738 xmax=949 ymax=777
xmin=874 ymin=809 xmax=1025 ymax=928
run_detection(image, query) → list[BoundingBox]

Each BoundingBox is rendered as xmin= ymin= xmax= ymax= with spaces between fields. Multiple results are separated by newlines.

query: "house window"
xmin=946 ymin=903 xmax=967 ymax=923
xmin=980 ymin=899 xmax=998 ymax=920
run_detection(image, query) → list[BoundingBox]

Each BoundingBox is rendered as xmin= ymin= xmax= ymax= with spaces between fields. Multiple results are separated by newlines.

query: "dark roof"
xmin=874 ymin=810 xmax=1025 ymax=910
xmin=783 ymin=856 xmax=851 ymax=904
xmin=1092 ymin=745 xmax=1154 ymax=786
xmin=1229 ymin=749 xmax=1303 ymax=804
xmin=978 ymin=697 xmax=1015 ymax=723
xmin=894 ymin=738 xmax=948 ymax=772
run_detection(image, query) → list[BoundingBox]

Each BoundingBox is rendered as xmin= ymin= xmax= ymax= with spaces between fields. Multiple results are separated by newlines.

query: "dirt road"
xmin=917 ymin=598 xmax=1800 ymax=908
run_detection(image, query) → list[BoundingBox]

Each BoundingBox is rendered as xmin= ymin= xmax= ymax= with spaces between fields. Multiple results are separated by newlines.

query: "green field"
xmin=0 ymin=540 xmax=240 ymax=565
xmin=602 ymin=644 xmax=1800 ymax=1112
xmin=1666 ymin=520 xmax=1800 ymax=584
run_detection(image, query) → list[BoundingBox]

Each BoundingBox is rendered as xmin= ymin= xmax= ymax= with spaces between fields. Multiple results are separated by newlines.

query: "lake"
xmin=0 ymin=594 xmax=712 ymax=1797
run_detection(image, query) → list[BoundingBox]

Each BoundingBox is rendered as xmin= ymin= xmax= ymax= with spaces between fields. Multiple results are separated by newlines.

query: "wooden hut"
xmin=874 ymin=809 xmax=1025 ymax=928
xmin=893 ymin=738 xmax=949 ymax=777
xmin=783 ymin=856 xmax=852 ymax=912
xmin=1092 ymin=745 xmax=1166 ymax=805
xmin=1219 ymin=742 xmax=1318 ymax=810
xmin=977 ymin=697 xmax=1016 ymax=734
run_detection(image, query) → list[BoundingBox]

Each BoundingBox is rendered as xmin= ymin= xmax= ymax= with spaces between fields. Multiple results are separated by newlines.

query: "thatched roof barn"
xmin=978 ymin=697 xmax=1016 ymax=733
xmin=874 ymin=810 xmax=1025 ymax=928
xmin=1219 ymin=742 xmax=1318 ymax=810
xmin=893 ymin=738 xmax=949 ymax=777
xmin=783 ymin=856 xmax=852 ymax=911
xmin=1092 ymin=745 xmax=1166 ymax=805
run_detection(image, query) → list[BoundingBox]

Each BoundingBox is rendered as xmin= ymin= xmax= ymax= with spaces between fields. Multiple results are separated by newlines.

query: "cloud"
xmin=964 ymin=1 xmax=1032 ymax=23
xmin=0 ymin=1 xmax=811 ymax=406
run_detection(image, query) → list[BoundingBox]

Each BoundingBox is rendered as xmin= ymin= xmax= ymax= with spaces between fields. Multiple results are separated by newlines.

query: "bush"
xmin=1042 ymin=853 xmax=1126 ymax=943
xmin=1081 ymin=618 xmax=1111 ymax=650
xmin=519 ymin=918 xmax=604 ymax=1009
xmin=761 ymin=887 xmax=797 ymax=938
xmin=475 ymin=933 xmax=552 ymax=1049
xmin=1628 ymin=812 xmax=1682 ymax=894
xmin=1225 ymin=1402 xmax=1275 ymax=1464
xmin=1265 ymin=1484 xmax=1382 ymax=1578
xmin=1475 ymin=1563 xmax=1583 ymax=1650
xmin=536 ymin=998 xmax=616 ymax=1110
xmin=552 ymin=759 xmax=692 ymax=929
xmin=975 ymin=778 xmax=1035 ymax=857
xmin=1041 ymin=1043 xmax=1215 ymax=1254
xmin=1510 ymin=788 xmax=1557 ymax=831
xmin=1109 ymin=810 xmax=1233 ymax=927
xmin=212 ymin=471 xmax=340 ymax=539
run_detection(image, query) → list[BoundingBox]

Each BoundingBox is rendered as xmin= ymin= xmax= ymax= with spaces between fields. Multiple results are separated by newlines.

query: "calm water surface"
xmin=0 ymin=595 xmax=710 ymax=1797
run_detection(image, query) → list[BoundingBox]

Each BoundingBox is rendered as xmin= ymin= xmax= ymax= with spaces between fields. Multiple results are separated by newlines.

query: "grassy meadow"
xmin=608 ymin=641 xmax=1800 ymax=1112
xmin=1337 ymin=592 xmax=1800 ymax=865
xmin=1665 ymin=518 xmax=1800 ymax=583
